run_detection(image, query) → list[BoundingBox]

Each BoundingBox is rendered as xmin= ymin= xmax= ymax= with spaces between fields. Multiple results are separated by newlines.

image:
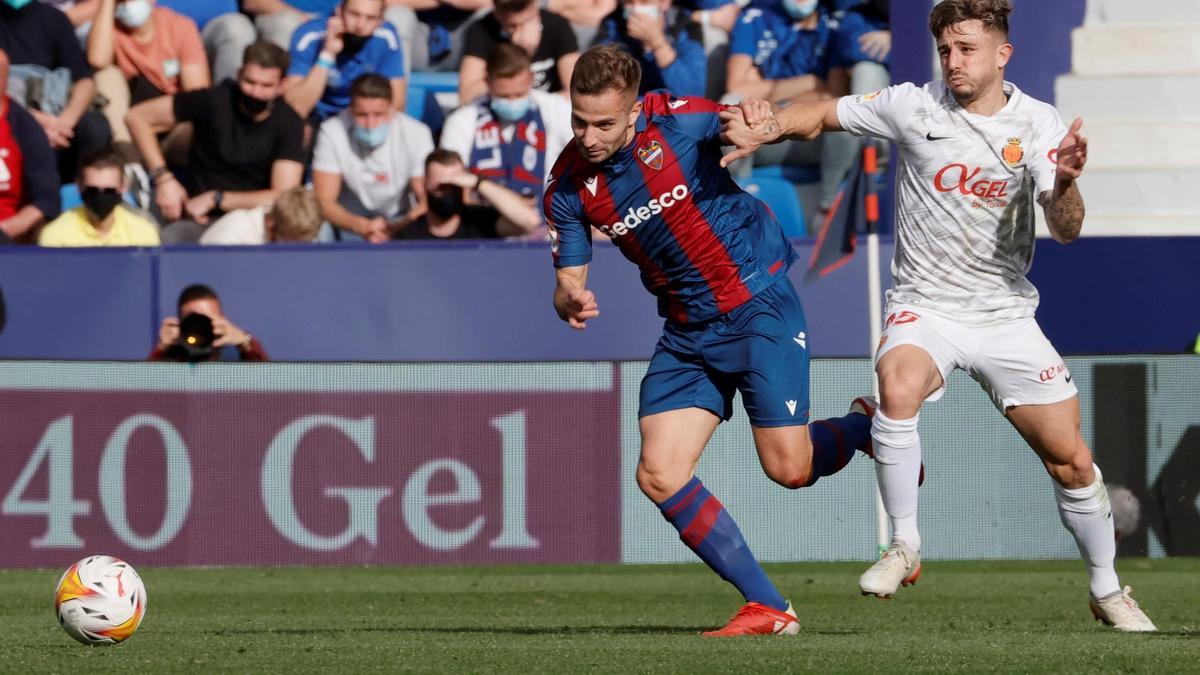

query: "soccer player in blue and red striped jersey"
xmin=544 ymin=45 xmax=889 ymax=636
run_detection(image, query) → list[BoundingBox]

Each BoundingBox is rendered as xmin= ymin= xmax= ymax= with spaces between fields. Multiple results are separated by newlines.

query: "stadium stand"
xmin=1053 ymin=0 xmax=1200 ymax=235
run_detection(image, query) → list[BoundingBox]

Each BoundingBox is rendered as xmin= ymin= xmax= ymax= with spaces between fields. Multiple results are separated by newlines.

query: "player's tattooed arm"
xmin=719 ymin=98 xmax=842 ymax=167
xmin=1042 ymin=117 xmax=1089 ymax=243
xmin=1040 ymin=183 xmax=1085 ymax=244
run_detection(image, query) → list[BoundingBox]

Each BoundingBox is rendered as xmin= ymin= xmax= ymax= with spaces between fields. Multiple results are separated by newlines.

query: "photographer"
xmin=148 ymin=284 xmax=268 ymax=362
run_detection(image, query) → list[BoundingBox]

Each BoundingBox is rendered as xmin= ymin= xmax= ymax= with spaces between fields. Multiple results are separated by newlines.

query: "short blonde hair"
xmin=270 ymin=187 xmax=322 ymax=242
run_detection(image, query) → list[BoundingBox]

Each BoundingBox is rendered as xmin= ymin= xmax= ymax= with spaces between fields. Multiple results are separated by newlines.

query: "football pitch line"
xmin=4 ymin=559 xmax=1198 ymax=672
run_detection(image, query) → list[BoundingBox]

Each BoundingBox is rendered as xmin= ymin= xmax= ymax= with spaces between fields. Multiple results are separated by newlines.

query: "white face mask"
xmin=622 ymin=4 xmax=661 ymax=21
xmin=782 ymin=0 xmax=819 ymax=20
xmin=115 ymin=0 xmax=153 ymax=28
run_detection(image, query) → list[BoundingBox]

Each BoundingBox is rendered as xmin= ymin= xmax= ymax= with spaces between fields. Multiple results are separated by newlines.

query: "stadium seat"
xmin=739 ymin=175 xmax=806 ymax=237
xmin=749 ymin=164 xmax=822 ymax=185
xmin=60 ymin=184 xmax=82 ymax=211
xmin=409 ymin=72 xmax=459 ymax=94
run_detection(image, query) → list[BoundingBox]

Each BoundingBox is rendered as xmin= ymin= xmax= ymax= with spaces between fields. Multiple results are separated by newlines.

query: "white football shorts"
xmin=874 ymin=304 xmax=1078 ymax=412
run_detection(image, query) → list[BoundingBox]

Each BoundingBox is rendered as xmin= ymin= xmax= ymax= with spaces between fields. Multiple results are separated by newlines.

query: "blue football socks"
xmin=805 ymin=412 xmax=872 ymax=486
xmin=658 ymin=476 xmax=788 ymax=611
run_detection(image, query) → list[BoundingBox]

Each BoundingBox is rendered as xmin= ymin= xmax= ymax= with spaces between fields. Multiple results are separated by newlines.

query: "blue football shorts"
xmin=639 ymin=277 xmax=811 ymax=427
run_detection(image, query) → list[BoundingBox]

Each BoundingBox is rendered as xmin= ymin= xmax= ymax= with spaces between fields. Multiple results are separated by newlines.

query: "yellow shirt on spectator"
xmin=39 ymin=205 xmax=161 ymax=247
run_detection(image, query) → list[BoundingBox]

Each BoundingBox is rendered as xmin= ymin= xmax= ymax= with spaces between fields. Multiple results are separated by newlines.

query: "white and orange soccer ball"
xmin=53 ymin=555 xmax=147 ymax=645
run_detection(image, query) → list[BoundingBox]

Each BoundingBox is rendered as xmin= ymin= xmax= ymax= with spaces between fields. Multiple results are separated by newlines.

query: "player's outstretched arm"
xmin=719 ymin=98 xmax=841 ymax=167
xmin=554 ymin=265 xmax=600 ymax=330
xmin=1040 ymin=117 xmax=1088 ymax=244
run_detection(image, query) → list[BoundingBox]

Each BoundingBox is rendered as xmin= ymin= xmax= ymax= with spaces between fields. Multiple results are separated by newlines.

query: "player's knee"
xmin=636 ymin=461 xmax=688 ymax=503
xmin=764 ymin=459 xmax=813 ymax=490
xmin=877 ymin=378 xmax=925 ymax=419
xmin=1048 ymin=453 xmax=1096 ymax=489
xmin=871 ymin=410 xmax=920 ymax=460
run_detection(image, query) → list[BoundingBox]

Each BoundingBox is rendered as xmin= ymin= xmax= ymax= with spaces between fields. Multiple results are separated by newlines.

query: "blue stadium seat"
xmin=749 ymin=164 xmax=822 ymax=185
xmin=60 ymin=184 xmax=82 ymax=211
xmin=739 ymin=176 xmax=806 ymax=237
xmin=409 ymin=72 xmax=459 ymax=94
xmin=405 ymin=86 xmax=427 ymax=118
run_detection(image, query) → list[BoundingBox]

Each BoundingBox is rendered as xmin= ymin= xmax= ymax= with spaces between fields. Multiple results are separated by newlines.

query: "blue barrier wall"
xmin=0 ymin=237 xmax=1195 ymax=360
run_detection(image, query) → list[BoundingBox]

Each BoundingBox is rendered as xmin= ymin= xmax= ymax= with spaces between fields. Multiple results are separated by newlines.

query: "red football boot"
xmin=701 ymin=602 xmax=800 ymax=637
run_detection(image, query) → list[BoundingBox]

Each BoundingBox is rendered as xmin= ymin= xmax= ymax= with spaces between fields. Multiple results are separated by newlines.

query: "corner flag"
xmin=805 ymin=141 xmax=880 ymax=282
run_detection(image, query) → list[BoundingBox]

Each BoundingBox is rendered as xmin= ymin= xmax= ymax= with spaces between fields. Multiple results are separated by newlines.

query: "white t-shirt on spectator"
xmin=312 ymin=110 xmax=434 ymax=220
xmin=439 ymin=89 xmax=573 ymax=186
xmin=836 ymin=80 xmax=1066 ymax=324
xmin=200 ymin=206 xmax=268 ymax=245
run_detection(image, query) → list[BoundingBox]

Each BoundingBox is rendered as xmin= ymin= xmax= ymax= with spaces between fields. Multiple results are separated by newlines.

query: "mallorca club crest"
xmin=1002 ymin=137 xmax=1024 ymax=166
xmin=638 ymin=140 xmax=664 ymax=170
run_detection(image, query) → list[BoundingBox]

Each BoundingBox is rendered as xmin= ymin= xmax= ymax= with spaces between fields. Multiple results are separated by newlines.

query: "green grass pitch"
xmin=4 ymin=559 xmax=1198 ymax=673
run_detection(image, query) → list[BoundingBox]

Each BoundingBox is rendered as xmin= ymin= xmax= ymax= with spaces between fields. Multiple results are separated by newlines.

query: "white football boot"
xmin=1089 ymin=586 xmax=1158 ymax=632
xmin=859 ymin=542 xmax=921 ymax=599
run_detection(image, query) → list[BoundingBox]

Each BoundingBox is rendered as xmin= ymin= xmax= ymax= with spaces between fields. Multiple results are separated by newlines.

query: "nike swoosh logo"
xmin=926 ymin=132 xmax=953 ymax=141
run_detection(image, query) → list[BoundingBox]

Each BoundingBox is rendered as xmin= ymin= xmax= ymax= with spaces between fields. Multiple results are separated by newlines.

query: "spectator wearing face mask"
xmin=87 ymin=0 xmax=210 ymax=162
xmin=311 ymin=73 xmax=433 ymax=243
xmin=39 ymin=145 xmax=160 ymax=246
xmin=125 ymin=40 xmax=305 ymax=242
xmin=723 ymin=0 xmax=855 ymax=222
xmin=592 ymin=0 xmax=705 ymax=96
xmin=439 ymin=43 xmax=572 ymax=208
xmin=396 ymin=148 xmax=539 ymax=240
xmin=285 ymin=0 xmax=407 ymax=123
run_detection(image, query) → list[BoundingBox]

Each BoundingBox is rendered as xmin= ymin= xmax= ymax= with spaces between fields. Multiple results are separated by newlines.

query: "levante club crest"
xmin=638 ymin=141 xmax=664 ymax=170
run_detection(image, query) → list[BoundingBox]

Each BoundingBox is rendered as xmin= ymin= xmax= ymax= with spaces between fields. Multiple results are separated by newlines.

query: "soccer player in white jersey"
xmin=717 ymin=0 xmax=1156 ymax=631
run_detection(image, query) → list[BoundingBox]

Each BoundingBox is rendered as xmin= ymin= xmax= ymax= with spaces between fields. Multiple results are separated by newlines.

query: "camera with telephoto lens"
xmin=177 ymin=313 xmax=215 ymax=362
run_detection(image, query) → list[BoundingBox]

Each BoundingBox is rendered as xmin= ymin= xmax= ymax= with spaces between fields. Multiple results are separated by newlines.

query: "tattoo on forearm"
xmin=760 ymin=118 xmax=780 ymax=139
xmin=1047 ymin=182 xmax=1084 ymax=241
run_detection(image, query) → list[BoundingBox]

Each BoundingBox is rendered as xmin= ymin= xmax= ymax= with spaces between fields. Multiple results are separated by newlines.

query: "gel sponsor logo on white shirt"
xmin=932 ymin=163 xmax=1011 ymax=209
xmin=599 ymin=184 xmax=689 ymax=238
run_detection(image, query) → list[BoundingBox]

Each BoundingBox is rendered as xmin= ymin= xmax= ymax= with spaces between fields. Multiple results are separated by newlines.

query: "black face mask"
xmin=81 ymin=186 xmax=123 ymax=220
xmin=342 ymin=32 xmax=370 ymax=55
xmin=236 ymin=88 xmax=273 ymax=117
xmin=427 ymin=188 xmax=464 ymax=219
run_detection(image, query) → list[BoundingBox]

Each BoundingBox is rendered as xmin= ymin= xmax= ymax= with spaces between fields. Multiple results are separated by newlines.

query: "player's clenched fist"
xmin=563 ymin=287 xmax=599 ymax=330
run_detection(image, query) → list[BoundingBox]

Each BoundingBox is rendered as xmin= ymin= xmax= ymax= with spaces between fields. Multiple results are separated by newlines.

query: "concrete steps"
xmin=1056 ymin=74 xmax=1200 ymax=120
xmin=1080 ymin=119 xmax=1200 ymax=170
xmin=1071 ymin=24 xmax=1200 ymax=76
xmin=1085 ymin=0 xmax=1200 ymax=25
xmin=1078 ymin=168 xmax=1200 ymax=215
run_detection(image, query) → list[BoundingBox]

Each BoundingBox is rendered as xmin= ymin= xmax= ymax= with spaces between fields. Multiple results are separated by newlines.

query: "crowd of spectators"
xmin=0 ymin=0 xmax=890 ymax=246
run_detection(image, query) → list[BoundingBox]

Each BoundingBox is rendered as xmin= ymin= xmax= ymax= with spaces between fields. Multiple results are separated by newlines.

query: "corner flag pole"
xmin=863 ymin=140 xmax=888 ymax=556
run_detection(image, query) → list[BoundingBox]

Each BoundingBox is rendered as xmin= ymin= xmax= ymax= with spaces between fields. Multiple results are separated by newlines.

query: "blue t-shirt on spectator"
xmin=285 ymin=0 xmax=341 ymax=14
xmin=288 ymin=18 xmax=406 ymax=121
xmin=730 ymin=3 xmax=843 ymax=80
xmin=674 ymin=0 xmax=735 ymax=12
xmin=157 ymin=0 xmax=239 ymax=30
xmin=595 ymin=10 xmax=706 ymax=97
xmin=830 ymin=8 xmax=888 ymax=65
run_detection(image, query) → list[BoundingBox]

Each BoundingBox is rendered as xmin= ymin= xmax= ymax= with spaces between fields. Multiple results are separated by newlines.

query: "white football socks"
xmin=1054 ymin=463 xmax=1121 ymax=599
xmin=871 ymin=410 xmax=923 ymax=552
